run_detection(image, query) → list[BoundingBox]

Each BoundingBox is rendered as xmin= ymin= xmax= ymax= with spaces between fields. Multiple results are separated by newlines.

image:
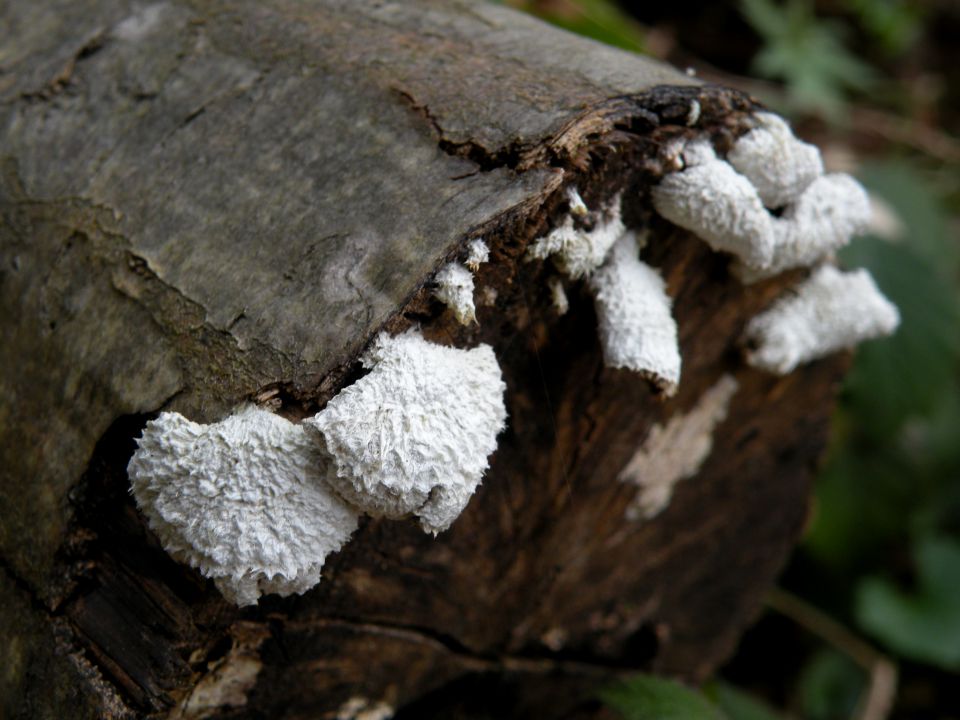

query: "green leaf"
xmin=840 ymin=238 xmax=960 ymax=441
xmin=843 ymin=0 xmax=923 ymax=55
xmin=601 ymin=676 xmax=725 ymax=720
xmin=507 ymin=0 xmax=647 ymax=54
xmin=805 ymin=444 xmax=916 ymax=572
xmin=855 ymin=535 xmax=960 ymax=669
xmin=740 ymin=0 xmax=877 ymax=118
xmin=796 ymin=649 xmax=864 ymax=720
xmin=857 ymin=160 xmax=957 ymax=275
xmin=705 ymin=682 xmax=783 ymax=720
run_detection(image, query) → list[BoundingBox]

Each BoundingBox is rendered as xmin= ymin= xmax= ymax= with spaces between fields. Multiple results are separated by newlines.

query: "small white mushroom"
xmin=588 ymin=231 xmax=681 ymax=394
xmin=727 ymin=112 xmax=824 ymax=209
xmin=305 ymin=330 xmax=507 ymax=535
xmin=464 ymin=238 xmax=490 ymax=271
xmin=735 ymin=173 xmax=872 ymax=282
xmin=745 ymin=264 xmax=900 ymax=374
xmin=127 ymin=405 xmax=359 ymax=606
xmin=651 ymin=147 xmax=775 ymax=270
xmin=527 ymin=194 xmax=625 ymax=279
xmin=434 ymin=262 xmax=476 ymax=325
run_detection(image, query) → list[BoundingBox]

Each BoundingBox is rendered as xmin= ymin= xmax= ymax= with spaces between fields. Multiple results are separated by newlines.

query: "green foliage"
xmin=740 ymin=0 xmax=876 ymax=118
xmin=804 ymin=159 xmax=960 ymax=578
xmin=504 ymin=0 xmax=647 ymax=54
xmin=856 ymin=536 xmax=960 ymax=669
xmin=795 ymin=649 xmax=863 ymax=720
xmin=601 ymin=676 xmax=724 ymax=720
xmin=843 ymin=0 xmax=923 ymax=56
xmin=705 ymin=682 xmax=784 ymax=720
xmin=602 ymin=676 xmax=784 ymax=720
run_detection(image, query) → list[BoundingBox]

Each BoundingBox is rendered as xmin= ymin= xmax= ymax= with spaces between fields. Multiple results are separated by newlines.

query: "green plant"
xmin=601 ymin=675 xmax=782 ymax=720
xmin=740 ymin=0 xmax=876 ymax=118
xmin=502 ymin=0 xmax=647 ymax=54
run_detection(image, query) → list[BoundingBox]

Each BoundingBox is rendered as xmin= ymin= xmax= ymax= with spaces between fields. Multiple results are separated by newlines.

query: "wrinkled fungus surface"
xmin=434 ymin=262 xmax=477 ymax=325
xmin=306 ymin=330 xmax=507 ymax=535
xmin=528 ymin=194 xmax=625 ymax=279
xmin=128 ymin=405 xmax=359 ymax=606
xmin=589 ymin=231 xmax=681 ymax=393
xmin=745 ymin=265 xmax=900 ymax=374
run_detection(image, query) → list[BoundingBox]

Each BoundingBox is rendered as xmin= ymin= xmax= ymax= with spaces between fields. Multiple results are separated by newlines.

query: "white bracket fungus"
xmin=433 ymin=261 xmax=477 ymax=325
xmin=620 ymin=374 xmax=739 ymax=520
xmin=726 ymin=112 xmax=823 ymax=209
xmin=652 ymin=115 xmax=874 ymax=284
xmin=527 ymin=193 xmax=625 ymax=279
xmin=129 ymin=331 xmax=508 ymax=604
xmin=588 ymin=231 xmax=681 ymax=394
xmin=735 ymin=173 xmax=871 ymax=282
xmin=650 ymin=142 xmax=775 ymax=270
xmin=745 ymin=264 xmax=900 ymax=374
xmin=464 ymin=238 xmax=490 ymax=271
xmin=127 ymin=405 xmax=359 ymax=606
xmin=305 ymin=330 xmax=507 ymax=535
xmin=529 ymin=188 xmax=682 ymax=391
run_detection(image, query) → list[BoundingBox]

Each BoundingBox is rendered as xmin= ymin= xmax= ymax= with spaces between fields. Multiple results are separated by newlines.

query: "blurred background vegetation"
xmin=502 ymin=1 xmax=960 ymax=717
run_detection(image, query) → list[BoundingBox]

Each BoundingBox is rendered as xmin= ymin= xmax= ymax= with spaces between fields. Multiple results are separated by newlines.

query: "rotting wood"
xmin=1 ymin=1 xmax=846 ymax=718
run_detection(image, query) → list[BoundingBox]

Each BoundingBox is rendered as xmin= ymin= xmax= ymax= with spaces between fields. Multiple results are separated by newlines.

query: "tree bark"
xmin=0 ymin=1 xmax=844 ymax=718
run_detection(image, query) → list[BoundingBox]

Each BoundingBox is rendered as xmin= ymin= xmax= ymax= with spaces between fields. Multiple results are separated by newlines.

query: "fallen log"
xmin=0 ymin=1 xmax=866 ymax=717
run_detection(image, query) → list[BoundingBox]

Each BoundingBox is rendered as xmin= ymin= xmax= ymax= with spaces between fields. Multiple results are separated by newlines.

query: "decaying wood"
xmin=1 ymin=1 xmax=844 ymax=718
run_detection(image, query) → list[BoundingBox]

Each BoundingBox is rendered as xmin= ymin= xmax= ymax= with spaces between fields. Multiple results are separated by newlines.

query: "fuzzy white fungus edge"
xmin=588 ymin=231 xmax=681 ymax=394
xmin=527 ymin=193 xmax=625 ymax=279
xmin=651 ymin=141 xmax=775 ymax=269
xmin=434 ymin=262 xmax=476 ymax=325
xmin=127 ymin=405 xmax=359 ymax=606
xmin=566 ymin=186 xmax=589 ymax=217
xmin=652 ymin=118 xmax=874 ymax=283
xmin=726 ymin=112 xmax=823 ymax=209
xmin=745 ymin=265 xmax=900 ymax=374
xmin=465 ymin=239 xmax=490 ymax=271
xmin=735 ymin=173 xmax=871 ymax=282
xmin=549 ymin=277 xmax=569 ymax=316
xmin=305 ymin=330 xmax=507 ymax=535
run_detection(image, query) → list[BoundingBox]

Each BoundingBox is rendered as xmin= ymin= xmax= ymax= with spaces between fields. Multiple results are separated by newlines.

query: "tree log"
xmin=0 ymin=1 xmax=845 ymax=718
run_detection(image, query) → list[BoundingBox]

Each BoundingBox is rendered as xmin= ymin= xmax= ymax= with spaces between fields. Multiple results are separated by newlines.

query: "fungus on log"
xmin=0 ymin=1 xmax=893 ymax=718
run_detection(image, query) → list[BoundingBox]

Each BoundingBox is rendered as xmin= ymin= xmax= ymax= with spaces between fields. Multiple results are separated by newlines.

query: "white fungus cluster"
xmin=433 ymin=262 xmax=477 ymax=325
xmin=434 ymin=240 xmax=491 ymax=324
xmin=528 ymin=189 xmax=683 ymax=391
xmin=745 ymin=265 xmax=900 ymax=374
xmin=129 ymin=331 xmax=507 ymax=604
xmin=465 ymin=238 xmax=490 ymax=271
xmin=726 ymin=112 xmax=824 ymax=209
xmin=652 ymin=141 xmax=775 ymax=269
xmin=589 ymin=232 xmax=681 ymax=394
xmin=127 ymin=405 xmax=359 ymax=606
xmin=651 ymin=113 xmax=871 ymax=281
xmin=305 ymin=330 xmax=507 ymax=535
xmin=527 ymin=192 xmax=625 ymax=279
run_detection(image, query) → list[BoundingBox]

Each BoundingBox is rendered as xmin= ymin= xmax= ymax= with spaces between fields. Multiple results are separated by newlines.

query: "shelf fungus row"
xmin=128 ymin=330 xmax=506 ymax=605
xmin=651 ymin=110 xmax=898 ymax=374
